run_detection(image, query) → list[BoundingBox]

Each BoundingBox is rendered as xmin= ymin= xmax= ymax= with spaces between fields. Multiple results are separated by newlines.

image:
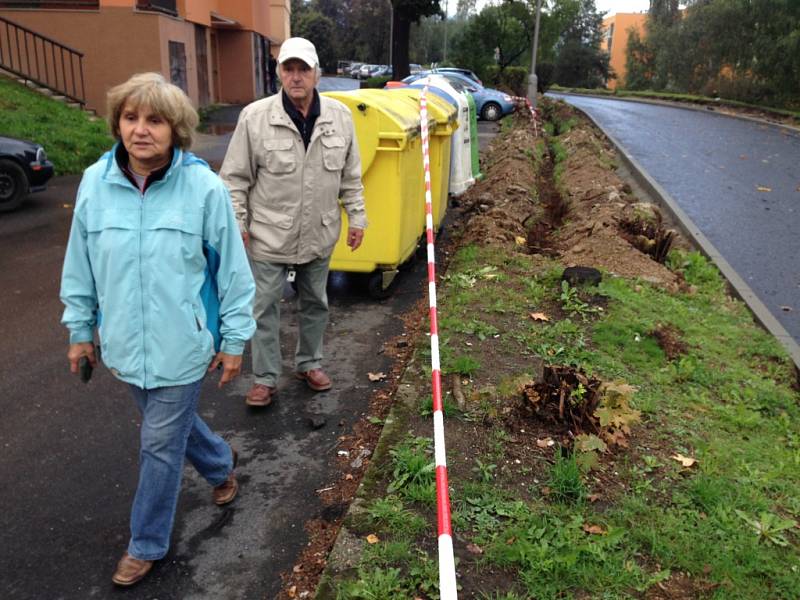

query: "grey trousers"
xmin=250 ymin=256 xmax=331 ymax=387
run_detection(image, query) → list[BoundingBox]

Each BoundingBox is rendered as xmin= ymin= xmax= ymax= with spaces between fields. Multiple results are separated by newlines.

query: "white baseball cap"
xmin=277 ymin=37 xmax=319 ymax=68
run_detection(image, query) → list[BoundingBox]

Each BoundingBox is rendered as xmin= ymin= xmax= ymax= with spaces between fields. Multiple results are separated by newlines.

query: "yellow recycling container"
xmin=322 ymin=89 xmax=434 ymax=296
xmin=385 ymin=87 xmax=456 ymax=230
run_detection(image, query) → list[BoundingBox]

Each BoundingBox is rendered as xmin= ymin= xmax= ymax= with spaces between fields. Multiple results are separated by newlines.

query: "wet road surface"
xmin=550 ymin=93 xmax=800 ymax=344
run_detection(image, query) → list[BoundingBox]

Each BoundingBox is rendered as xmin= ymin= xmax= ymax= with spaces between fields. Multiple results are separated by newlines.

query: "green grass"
xmin=0 ymin=75 xmax=112 ymax=174
xmin=329 ymin=119 xmax=800 ymax=599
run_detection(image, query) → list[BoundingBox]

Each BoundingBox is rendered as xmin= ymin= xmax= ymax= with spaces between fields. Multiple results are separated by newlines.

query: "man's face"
xmin=279 ymin=59 xmax=317 ymax=105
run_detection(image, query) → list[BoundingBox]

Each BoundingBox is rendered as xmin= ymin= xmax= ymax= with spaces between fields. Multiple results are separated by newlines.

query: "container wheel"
xmin=368 ymin=272 xmax=395 ymax=300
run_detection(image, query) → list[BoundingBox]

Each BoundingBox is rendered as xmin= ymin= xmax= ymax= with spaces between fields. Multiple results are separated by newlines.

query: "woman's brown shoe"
xmin=212 ymin=447 xmax=239 ymax=505
xmin=111 ymin=552 xmax=153 ymax=586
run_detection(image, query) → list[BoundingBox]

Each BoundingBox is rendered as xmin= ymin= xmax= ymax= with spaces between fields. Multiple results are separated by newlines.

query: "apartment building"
xmin=601 ymin=12 xmax=647 ymax=89
xmin=0 ymin=0 xmax=290 ymax=114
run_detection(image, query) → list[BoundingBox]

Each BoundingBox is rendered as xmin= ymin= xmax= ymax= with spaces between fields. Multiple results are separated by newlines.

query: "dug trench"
xmin=277 ymin=98 xmax=794 ymax=599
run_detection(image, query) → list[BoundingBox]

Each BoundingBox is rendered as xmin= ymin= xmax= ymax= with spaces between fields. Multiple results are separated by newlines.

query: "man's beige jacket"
xmin=220 ymin=93 xmax=367 ymax=264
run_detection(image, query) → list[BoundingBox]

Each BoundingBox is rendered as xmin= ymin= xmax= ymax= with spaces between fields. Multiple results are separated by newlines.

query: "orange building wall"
xmin=0 ymin=7 xmax=162 ymax=115
xmin=215 ymin=29 xmax=254 ymax=103
xmin=269 ymin=0 xmax=290 ymax=47
xmin=157 ymin=16 xmax=199 ymax=103
xmin=602 ymin=13 xmax=646 ymax=89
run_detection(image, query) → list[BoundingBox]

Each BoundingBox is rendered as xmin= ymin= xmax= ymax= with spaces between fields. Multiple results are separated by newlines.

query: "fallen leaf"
xmin=293 ymin=564 xmax=303 ymax=573
xmin=756 ymin=186 xmax=772 ymax=192
xmin=366 ymin=534 xmax=380 ymax=544
xmin=529 ymin=311 xmax=550 ymax=322
xmin=536 ymin=437 xmax=554 ymax=448
xmin=583 ymin=523 xmax=606 ymax=535
xmin=541 ymin=486 xmax=551 ymax=496
xmin=367 ymin=371 xmax=386 ymax=382
xmin=780 ymin=305 xmax=793 ymax=312
xmin=287 ymin=586 xmax=297 ymax=598
xmin=466 ymin=543 xmax=483 ymax=554
xmin=515 ymin=235 xmax=527 ymax=246
xmin=345 ymin=473 xmax=354 ymax=480
xmin=588 ymin=493 xmax=601 ymax=503
xmin=672 ymin=453 xmax=697 ymax=468
xmin=505 ymin=536 xmax=516 ymax=545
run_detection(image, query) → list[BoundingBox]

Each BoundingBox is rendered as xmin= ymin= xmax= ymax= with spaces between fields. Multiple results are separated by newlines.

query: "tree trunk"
xmin=392 ymin=9 xmax=412 ymax=81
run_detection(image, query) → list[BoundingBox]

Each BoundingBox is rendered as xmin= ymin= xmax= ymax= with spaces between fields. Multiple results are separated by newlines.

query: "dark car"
xmin=0 ymin=135 xmax=54 ymax=212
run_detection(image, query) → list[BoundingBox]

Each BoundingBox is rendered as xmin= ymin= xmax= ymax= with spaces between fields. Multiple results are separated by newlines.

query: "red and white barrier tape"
xmin=511 ymin=95 xmax=539 ymax=137
xmin=419 ymin=86 xmax=458 ymax=600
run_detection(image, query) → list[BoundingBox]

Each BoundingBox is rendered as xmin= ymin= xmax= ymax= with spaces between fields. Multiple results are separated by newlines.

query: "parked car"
xmin=402 ymin=70 xmax=515 ymax=121
xmin=0 ymin=135 xmax=54 ymax=212
xmin=349 ymin=62 xmax=364 ymax=78
xmin=434 ymin=67 xmax=483 ymax=86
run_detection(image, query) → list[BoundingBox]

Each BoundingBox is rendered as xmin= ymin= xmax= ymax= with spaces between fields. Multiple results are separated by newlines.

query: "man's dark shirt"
xmin=282 ymin=89 xmax=320 ymax=150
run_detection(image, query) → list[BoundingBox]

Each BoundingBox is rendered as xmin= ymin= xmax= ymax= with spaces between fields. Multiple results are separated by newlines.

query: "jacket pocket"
xmin=321 ymin=135 xmax=347 ymax=171
xmin=250 ymin=204 xmax=295 ymax=254
xmin=319 ymin=206 xmax=342 ymax=252
xmin=264 ymin=138 xmax=297 ymax=174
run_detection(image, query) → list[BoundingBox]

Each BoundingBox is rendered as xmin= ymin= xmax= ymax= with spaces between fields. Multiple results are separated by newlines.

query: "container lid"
xmin=323 ymin=89 xmax=422 ymax=172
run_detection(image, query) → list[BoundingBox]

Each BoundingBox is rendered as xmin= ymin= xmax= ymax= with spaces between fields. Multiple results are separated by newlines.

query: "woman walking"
xmin=60 ymin=73 xmax=255 ymax=586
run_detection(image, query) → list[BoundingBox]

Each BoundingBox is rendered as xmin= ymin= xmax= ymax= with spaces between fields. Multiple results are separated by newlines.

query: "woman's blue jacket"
xmin=60 ymin=146 xmax=255 ymax=389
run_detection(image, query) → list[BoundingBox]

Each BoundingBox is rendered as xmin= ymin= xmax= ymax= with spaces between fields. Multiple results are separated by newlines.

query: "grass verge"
xmin=0 ymin=74 xmax=112 ymax=175
xmin=318 ymin=113 xmax=800 ymax=599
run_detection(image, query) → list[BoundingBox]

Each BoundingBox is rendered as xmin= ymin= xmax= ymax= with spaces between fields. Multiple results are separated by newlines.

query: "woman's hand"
xmin=208 ymin=352 xmax=242 ymax=388
xmin=68 ymin=342 xmax=97 ymax=374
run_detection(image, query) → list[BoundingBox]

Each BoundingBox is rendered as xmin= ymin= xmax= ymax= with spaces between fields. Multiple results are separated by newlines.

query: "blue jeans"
xmin=127 ymin=379 xmax=233 ymax=560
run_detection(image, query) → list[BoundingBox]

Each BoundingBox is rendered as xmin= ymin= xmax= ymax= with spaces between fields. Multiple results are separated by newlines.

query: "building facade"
xmin=0 ymin=0 xmax=291 ymax=114
xmin=601 ymin=12 xmax=647 ymax=90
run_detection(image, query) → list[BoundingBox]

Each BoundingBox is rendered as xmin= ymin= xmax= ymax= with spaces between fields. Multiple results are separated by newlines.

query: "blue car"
xmin=402 ymin=70 xmax=515 ymax=121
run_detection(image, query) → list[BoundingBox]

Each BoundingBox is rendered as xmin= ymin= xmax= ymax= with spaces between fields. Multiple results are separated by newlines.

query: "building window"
xmin=0 ymin=1 xmax=99 ymax=8
xmin=607 ymin=24 xmax=615 ymax=53
xmin=136 ymin=0 xmax=177 ymax=16
xmin=169 ymin=41 xmax=187 ymax=93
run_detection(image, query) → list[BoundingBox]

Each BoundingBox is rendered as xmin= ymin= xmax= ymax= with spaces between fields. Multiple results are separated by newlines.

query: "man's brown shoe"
xmin=213 ymin=448 xmax=239 ymax=506
xmin=111 ymin=552 xmax=153 ymax=586
xmin=295 ymin=368 xmax=332 ymax=391
xmin=245 ymin=384 xmax=275 ymax=407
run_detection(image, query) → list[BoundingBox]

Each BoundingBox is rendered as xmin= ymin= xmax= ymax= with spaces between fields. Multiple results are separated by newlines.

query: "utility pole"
xmin=527 ymin=0 xmax=542 ymax=107
xmin=389 ymin=3 xmax=394 ymax=69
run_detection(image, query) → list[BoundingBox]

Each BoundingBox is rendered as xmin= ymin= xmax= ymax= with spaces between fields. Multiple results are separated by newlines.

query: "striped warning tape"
xmin=419 ymin=86 xmax=458 ymax=600
xmin=511 ymin=95 xmax=540 ymax=137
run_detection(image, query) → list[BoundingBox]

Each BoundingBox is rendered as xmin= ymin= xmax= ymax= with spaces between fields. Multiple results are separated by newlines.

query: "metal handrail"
xmin=0 ymin=14 xmax=86 ymax=106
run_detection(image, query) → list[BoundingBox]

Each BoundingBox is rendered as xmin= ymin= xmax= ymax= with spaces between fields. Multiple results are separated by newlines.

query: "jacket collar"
xmin=268 ymin=92 xmax=335 ymax=135
xmin=103 ymin=142 xmax=184 ymax=188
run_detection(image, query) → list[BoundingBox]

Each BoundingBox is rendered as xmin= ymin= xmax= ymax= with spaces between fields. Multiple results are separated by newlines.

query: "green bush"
xmin=363 ymin=76 xmax=391 ymax=89
xmin=484 ymin=65 xmax=527 ymax=96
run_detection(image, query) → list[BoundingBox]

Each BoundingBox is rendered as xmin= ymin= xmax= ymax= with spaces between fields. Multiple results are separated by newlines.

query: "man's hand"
xmin=241 ymin=231 xmax=250 ymax=249
xmin=347 ymin=227 xmax=364 ymax=251
xmin=68 ymin=342 xmax=97 ymax=375
xmin=208 ymin=352 xmax=243 ymax=388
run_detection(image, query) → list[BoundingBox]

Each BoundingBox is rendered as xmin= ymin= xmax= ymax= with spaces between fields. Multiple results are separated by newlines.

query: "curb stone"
xmin=314 ymin=357 xmax=425 ymax=598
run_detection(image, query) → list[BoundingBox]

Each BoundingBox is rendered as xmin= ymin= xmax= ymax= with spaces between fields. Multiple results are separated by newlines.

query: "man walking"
xmin=221 ymin=37 xmax=366 ymax=408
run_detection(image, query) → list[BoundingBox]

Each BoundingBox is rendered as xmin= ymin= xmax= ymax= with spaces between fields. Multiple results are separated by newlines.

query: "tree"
xmin=391 ymin=0 xmax=442 ymax=79
xmin=292 ymin=11 xmax=337 ymax=72
xmin=552 ymin=0 xmax=610 ymax=88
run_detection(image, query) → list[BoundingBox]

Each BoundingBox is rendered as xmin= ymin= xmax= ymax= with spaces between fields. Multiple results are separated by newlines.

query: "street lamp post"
xmin=527 ymin=0 xmax=542 ymax=107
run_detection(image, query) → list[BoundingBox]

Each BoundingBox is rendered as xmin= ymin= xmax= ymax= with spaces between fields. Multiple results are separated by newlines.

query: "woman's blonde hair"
xmin=107 ymin=72 xmax=198 ymax=150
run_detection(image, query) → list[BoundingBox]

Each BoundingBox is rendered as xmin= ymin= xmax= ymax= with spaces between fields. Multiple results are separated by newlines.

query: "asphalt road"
xmin=549 ymin=93 xmax=800 ymax=345
xmin=0 ymin=92 xmax=498 ymax=598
